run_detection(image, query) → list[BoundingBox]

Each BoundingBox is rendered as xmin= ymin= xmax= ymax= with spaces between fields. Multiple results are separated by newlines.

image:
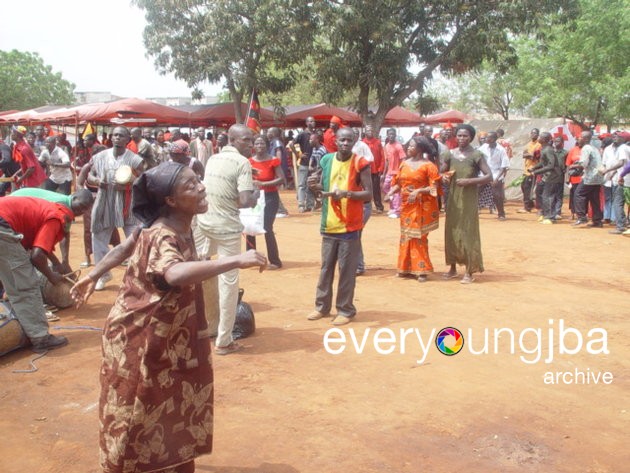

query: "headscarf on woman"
xmin=132 ymin=161 xmax=185 ymax=226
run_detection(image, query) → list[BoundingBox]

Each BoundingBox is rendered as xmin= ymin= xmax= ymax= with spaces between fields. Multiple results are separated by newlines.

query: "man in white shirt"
xmin=602 ymin=131 xmax=629 ymax=226
xmin=479 ymin=131 xmax=510 ymax=220
xmin=190 ymin=127 xmax=213 ymax=168
xmin=39 ymin=136 xmax=73 ymax=195
xmin=603 ymin=131 xmax=630 ymax=234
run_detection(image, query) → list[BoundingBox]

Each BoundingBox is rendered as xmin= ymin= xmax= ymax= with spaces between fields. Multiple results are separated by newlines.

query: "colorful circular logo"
xmin=435 ymin=327 xmax=464 ymax=356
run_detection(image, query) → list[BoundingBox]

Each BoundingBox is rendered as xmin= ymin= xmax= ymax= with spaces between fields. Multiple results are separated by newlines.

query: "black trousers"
xmin=575 ymin=183 xmax=602 ymax=225
xmin=491 ymin=182 xmax=505 ymax=217
xmin=371 ymin=173 xmax=383 ymax=211
xmin=521 ymin=175 xmax=535 ymax=211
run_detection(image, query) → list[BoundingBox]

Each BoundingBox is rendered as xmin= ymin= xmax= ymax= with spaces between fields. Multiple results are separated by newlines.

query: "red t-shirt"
xmin=249 ymin=157 xmax=281 ymax=192
xmin=0 ymin=197 xmax=73 ymax=253
xmin=363 ymin=137 xmax=385 ymax=173
xmin=565 ymin=146 xmax=583 ymax=185
xmin=14 ymin=140 xmax=46 ymax=188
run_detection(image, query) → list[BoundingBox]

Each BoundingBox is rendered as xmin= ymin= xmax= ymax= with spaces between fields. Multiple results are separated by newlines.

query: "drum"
xmin=0 ymin=301 xmax=27 ymax=356
xmin=114 ymin=165 xmax=133 ymax=185
xmin=40 ymin=271 xmax=79 ymax=309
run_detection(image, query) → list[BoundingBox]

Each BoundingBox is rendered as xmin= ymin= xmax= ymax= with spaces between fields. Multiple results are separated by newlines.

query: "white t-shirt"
xmin=602 ymin=143 xmax=629 ymax=187
xmin=352 ymin=140 xmax=374 ymax=162
xmin=39 ymin=146 xmax=72 ymax=184
xmin=479 ymin=143 xmax=510 ymax=181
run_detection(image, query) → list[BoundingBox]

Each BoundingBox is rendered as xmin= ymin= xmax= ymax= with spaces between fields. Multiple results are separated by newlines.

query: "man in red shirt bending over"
xmin=0 ymin=193 xmax=92 ymax=352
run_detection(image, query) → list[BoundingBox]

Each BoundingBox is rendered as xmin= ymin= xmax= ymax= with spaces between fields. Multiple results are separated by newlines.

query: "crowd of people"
xmin=1 ymin=117 xmax=628 ymax=473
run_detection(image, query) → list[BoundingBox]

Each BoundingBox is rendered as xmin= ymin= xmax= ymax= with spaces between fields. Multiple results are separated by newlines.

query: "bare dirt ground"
xmin=1 ymin=192 xmax=628 ymax=473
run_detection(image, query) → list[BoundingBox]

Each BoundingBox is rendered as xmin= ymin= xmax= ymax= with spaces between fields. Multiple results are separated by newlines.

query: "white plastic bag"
xmin=239 ymin=191 xmax=266 ymax=236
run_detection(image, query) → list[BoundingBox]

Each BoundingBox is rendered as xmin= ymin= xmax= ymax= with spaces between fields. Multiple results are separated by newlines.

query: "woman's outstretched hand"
xmin=239 ymin=250 xmax=268 ymax=273
xmin=70 ymin=276 xmax=96 ymax=309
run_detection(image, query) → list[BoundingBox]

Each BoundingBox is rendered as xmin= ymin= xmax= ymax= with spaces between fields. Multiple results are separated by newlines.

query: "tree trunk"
xmin=227 ymin=77 xmax=243 ymax=124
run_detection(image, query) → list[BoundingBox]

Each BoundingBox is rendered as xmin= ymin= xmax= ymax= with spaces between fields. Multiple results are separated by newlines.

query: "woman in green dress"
xmin=441 ymin=124 xmax=492 ymax=284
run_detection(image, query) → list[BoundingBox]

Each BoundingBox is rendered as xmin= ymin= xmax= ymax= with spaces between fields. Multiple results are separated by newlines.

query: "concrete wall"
xmin=469 ymin=118 xmax=568 ymax=200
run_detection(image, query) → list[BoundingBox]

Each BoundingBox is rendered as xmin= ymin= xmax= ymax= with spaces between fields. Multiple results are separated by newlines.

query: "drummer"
xmin=0 ymin=193 xmax=92 ymax=352
xmin=86 ymin=126 xmax=145 ymax=291
xmin=10 ymin=187 xmax=94 ymax=274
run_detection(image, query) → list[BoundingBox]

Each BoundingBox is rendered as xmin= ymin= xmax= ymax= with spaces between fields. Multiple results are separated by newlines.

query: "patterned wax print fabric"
xmin=392 ymin=160 xmax=440 ymax=276
xmin=319 ymin=152 xmax=370 ymax=234
xmin=477 ymin=182 xmax=495 ymax=210
xmin=444 ymin=146 xmax=485 ymax=274
xmin=99 ymin=223 xmax=213 ymax=473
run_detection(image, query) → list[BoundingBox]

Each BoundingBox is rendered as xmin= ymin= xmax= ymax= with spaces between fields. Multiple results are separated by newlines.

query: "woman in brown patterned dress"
xmin=97 ymin=162 xmax=267 ymax=473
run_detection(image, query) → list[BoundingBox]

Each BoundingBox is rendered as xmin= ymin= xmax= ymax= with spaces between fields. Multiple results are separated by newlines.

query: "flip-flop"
xmin=443 ymin=272 xmax=459 ymax=280
xmin=460 ymin=276 xmax=475 ymax=284
xmin=80 ymin=261 xmax=91 ymax=268
xmin=214 ymin=341 xmax=242 ymax=356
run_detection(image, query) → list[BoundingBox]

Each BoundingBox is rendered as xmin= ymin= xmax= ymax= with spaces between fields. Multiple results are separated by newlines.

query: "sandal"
xmin=80 ymin=261 xmax=91 ymax=268
xmin=443 ymin=272 xmax=458 ymax=280
xmin=417 ymin=275 xmax=428 ymax=283
xmin=214 ymin=341 xmax=242 ymax=356
xmin=460 ymin=275 xmax=475 ymax=284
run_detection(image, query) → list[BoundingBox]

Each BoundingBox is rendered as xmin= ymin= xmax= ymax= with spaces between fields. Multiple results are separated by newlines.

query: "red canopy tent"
xmin=0 ymin=98 xmax=192 ymax=128
xmin=382 ymin=106 xmax=424 ymax=126
xmin=422 ymin=109 xmax=470 ymax=125
xmin=0 ymin=105 xmax=68 ymax=124
xmin=37 ymin=98 xmax=192 ymax=127
xmin=186 ymin=102 xmax=277 ymax=128
xmin=280 ymin=103 xmax=362 ymax=128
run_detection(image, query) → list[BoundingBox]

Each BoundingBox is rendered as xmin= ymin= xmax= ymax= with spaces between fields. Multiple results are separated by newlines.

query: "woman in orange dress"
xmin=386 ymin=136 xmax=441 ymax=282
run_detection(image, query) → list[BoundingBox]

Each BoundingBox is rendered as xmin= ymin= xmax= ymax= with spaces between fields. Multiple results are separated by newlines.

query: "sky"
xmin=1 ymin=0 xmax=222 ymax=100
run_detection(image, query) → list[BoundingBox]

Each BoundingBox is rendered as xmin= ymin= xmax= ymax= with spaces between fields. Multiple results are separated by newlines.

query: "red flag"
xmin=246 ymin=89 xmax=262 ymax=134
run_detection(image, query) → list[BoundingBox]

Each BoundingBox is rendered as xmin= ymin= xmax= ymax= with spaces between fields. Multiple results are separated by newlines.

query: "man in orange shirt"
xmin=383 ymin=128 xmax=406 ymax=218
xmin=517 ymin=128 xmax=542 ymax=213
xmin=323 ymin=115 xmax=343 ymax=152
xmin=565 ymin=144 xmax=583 ymax=219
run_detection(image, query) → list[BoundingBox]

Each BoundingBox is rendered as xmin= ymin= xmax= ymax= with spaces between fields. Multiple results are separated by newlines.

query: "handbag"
xmin=239 ymin=191 xmax=266 ymax=236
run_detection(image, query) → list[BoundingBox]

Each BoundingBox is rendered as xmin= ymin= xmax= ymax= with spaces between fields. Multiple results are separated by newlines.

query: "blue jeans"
xmin=357 ymin=202 xmax=372 ymax=273
xmin=603 ymin=186 xmax=617 ymax=221
xmin=297 ymin=165 xmax=314 ymax=210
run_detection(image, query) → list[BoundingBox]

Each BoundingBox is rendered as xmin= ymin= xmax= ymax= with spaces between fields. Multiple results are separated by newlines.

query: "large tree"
xmin=513 ymin=0 xmax=629 ymax=130
xmin=426 ymin=60 xmax=525 ymax=120
xmin=314 ymin=0 xmax=577 ymax=129
xmin=133 ymin=0 xmax=316 ymax=122
xmin=0 ymin=50 xmax=75 ymax=111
